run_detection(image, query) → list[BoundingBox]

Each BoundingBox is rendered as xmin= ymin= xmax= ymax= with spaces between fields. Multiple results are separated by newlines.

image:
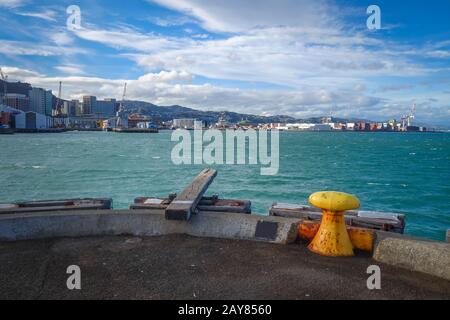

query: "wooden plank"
xmin=270 ymin=203 xmax=406 ymax=234
xmin=165 ymin=168 xmax=217 ymax=220
xmin=0 ymin=204 xmax=109 ymax=215
xmin=0 ymin=198 xmax=112 ymax=215
xmin=131 ymin=197 xmax=251 ymax=214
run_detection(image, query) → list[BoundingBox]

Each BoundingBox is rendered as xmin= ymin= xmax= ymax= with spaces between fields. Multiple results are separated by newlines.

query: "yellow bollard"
xmin=307 ymin=191 xmax=360 ymax=257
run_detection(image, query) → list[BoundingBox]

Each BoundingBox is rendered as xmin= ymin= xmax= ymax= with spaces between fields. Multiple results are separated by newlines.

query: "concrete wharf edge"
xmin=0 ymin=209 xmax=449 ymax=281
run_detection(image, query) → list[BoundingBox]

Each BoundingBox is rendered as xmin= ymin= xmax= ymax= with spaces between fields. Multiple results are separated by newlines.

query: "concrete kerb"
xmin=0 ymin=210 xmax=300 ymax=244
xmin=373 ymin=237 xmax=450 ymax=281
xmin=0 ymin=209 xmax=449 ymax=281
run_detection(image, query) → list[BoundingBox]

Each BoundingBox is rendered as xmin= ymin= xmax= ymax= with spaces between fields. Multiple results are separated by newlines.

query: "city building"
xmin=346 ymin=123 xmax=355 ymax=131
xmin=286 ymin=123 xmax=313 ymax=131
xmin=173 ymin=118 xmax=198 ymax=129
xmin=310 ymin=124 xmax=332 ymax=131
xmin=61 ymin=101 xmax=70 ymax=116
xmin=93 ymin=98 xmax=117 ymax=118
xmin=65 ymin=114 xmax=100 ymax=129
xmin=28 ymin=87 xmax=53 ymax=116
xmin=15 ymin=111 xmax=51 ymax=129
xmin=67 ymin=100 xmax=82 ymax=117
xmin=82 ymin=96 xmax=97 ymax=115
xmin=3 ymin=93 xmax=30 ymax=112
xmin=0 ymin=80 xmax=32 ymax=97
xmin=0 ymin=104 xmax=23 ymax=128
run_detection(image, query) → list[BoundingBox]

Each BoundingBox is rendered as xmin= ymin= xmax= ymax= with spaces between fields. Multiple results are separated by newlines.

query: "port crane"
xmin=55 ymin=81 xmax=63 ymax=117
xmin=116 ymin=82 xmax=127 ymax=128
xmin=401 ymin=104 xmax=416 ymax=130
xmin=0 ymin=67 xmax=8 ymax=103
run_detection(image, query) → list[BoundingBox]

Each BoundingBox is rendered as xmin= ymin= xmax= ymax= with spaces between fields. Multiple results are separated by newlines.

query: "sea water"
xmin=1 ymin=131 xmax=449 ymax=241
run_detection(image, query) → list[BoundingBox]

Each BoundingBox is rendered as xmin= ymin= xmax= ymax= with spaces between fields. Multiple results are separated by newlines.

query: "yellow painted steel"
xmin=308 ymin=191 xmax=361 ymax=257
xmin=309 ymin=191 xmax=360 ymax=212
xmin=298 ymin=221 xmax=374 ymax=252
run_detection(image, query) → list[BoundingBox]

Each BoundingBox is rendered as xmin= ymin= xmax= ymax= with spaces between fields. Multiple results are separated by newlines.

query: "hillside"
xmin=123 ymin=100 xmax=369 ymax=125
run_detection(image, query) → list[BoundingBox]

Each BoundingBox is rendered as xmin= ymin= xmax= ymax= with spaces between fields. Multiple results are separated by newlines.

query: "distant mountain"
xmin=123 ymin=100 xmax=300 ymax=124
xmin=123 ymin=100 xmax=372 ymax=125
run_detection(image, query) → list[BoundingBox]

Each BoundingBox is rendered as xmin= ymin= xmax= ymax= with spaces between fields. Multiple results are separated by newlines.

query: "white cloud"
xmin=65 ymin=23 xmax=429 ymax=91
xmin=16 ymin=9 xmax=57 ymax=21
xmin=0 ymin=0 xmax=27 ymax=8
xmin=72 ymin=25 xmax=190 ymax=53
xmin=1 ymin=66 xmax=41 ymax=78
xmin=2 ymin=0 xmax=448 ymax=124
xmin=148 ymin=0 xmax=337 ymax=33
xmin=54 ymin=65 xmax=86 ymax=75
xmin=49 ymin=31 xmax=74 ymax=46
xmin=3 ymin=65 xmax=448 ymax=124
xmin=149 ymin=15 xmax=196 ymax=27
xmin=130 ymin=26 xmax=428 ymax=89
xmin=0 ymin=40 xmax=88 ymax=56
xmin=427 ymin=50 xmax=450 ymax=58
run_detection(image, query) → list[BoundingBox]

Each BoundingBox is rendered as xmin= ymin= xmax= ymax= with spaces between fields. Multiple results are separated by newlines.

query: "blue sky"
xmin=0 ymin=0 xmax=449 ymax=125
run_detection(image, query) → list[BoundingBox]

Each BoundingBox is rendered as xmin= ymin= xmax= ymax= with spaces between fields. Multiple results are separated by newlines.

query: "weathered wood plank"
xmin=0 ymin=204 xmax=110 ymax=215
xmin=270 ymin=203 xmax=406 ymax=234
xmin=131 ymin=197 xmax=251 ymax=214
xmin=165 ymin=168 xmax=217 ymax=220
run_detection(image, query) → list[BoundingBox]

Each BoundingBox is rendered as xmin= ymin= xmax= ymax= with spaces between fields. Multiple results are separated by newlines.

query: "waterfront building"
xmin=0 ymin=80 xmax=32 ymax=97
xmin=173 ymin=118 xmax=198 ymax=129
xmin=65 ymin=115 xmax=100 ymax=129
xmin=0 ymin=104 xmax=22 ymax=128
xmin=215 ymin=115 xmax=231 ymax=129
xmin=286 ymin=123 xmax=315 ymax=131
xmin=194 ymin=120 xmax=205 ymax=130
xmin=0 ymin=111 xmax=9 ymax=127
xmin=61 ymin=101 xmax=70 ymax=116
xmin=82 ymin=96 xmax=97 ymax=115
xmin=28 ymin=87 xmax=53 ymax=116
xmin=3 ymin=93 xmax=30 ymax=112
xmin=321 ymin=117 xmax=333 ymax=124
xmin=15 ymin=111 xmax=51 ymax=129
xmin=67 ymin=100 xmax=82 ymax=117
xmin=346 ymin=123 xmax=355 ymax=130
xmin=311 ymin=124 xmax=332 ymax=131
xmin=93 ymin=98 xmax=117 ymax=118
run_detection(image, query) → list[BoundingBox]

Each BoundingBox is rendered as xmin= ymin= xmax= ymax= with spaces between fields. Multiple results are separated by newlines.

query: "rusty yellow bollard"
xmin=308 ymin=191 xmax=360 ymax=257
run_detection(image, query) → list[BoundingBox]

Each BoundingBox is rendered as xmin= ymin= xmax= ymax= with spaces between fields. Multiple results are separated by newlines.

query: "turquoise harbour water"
xmin=1 ymin=131 xmax=449 ymax=241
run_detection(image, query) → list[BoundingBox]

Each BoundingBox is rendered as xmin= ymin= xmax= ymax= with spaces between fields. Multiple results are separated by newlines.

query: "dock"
xmin=0 ymin=127 xmax=14 ymax=134
xmin=1 ymin=233 xmax=449 ymax=300
xmin=0 ymin=168 xmax=449 ymax=299
xmin=112 ymin=128 xmax=159 ymax=133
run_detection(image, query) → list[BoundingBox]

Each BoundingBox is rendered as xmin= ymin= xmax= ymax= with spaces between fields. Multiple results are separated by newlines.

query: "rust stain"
xmin=298 ymin=221 xmax=374 ymax=252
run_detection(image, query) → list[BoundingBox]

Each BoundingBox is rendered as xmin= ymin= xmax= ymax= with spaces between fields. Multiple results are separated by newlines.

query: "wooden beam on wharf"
xmin=165 ymin=168 xmax=218 ymax=221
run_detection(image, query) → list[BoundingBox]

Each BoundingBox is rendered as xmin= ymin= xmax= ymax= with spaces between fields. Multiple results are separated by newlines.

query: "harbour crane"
xmin=116 ymin=82 xmax=127 ymax=128
xmin=401 ymin=104 xmax=416 ymax=130
xmin=407 ymin=104 xmax=416 ymax=127
xmin=0 ymin=67 xmax=8 ymax=103
xmin=0 ymin=67 xmax=7 ymax=81
xmin=55 ymin=81 xmax=63 ymax=116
